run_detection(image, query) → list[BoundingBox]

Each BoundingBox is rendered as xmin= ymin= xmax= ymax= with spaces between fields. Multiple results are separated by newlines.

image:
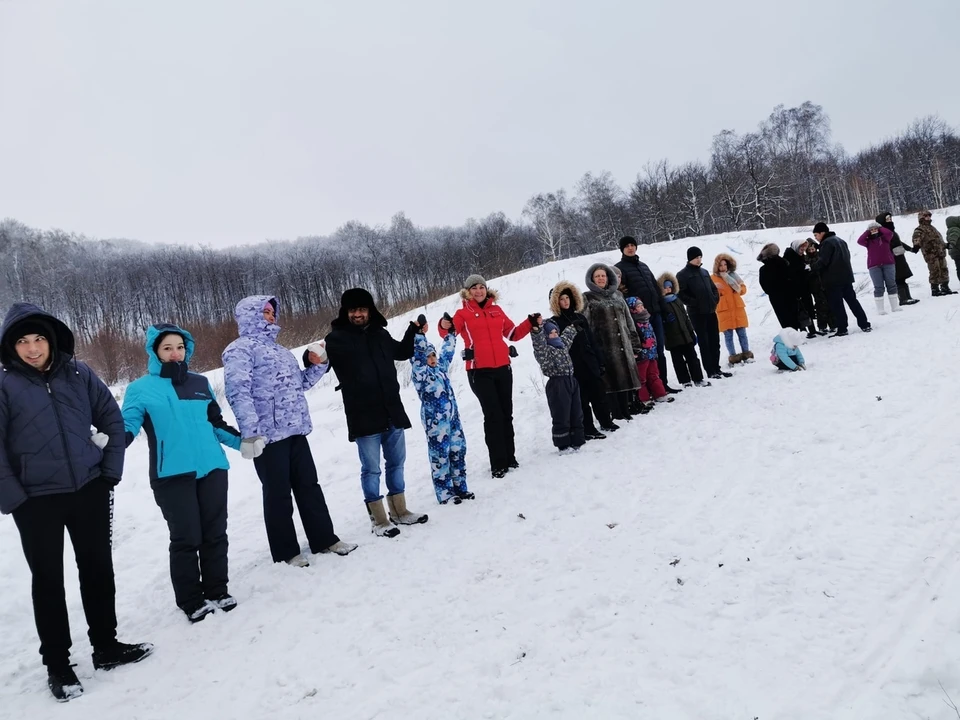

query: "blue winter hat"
xmin=663 ymin=280 xmax=673 ymax=289
xmin=625 ymin=296 xmax=640 ymax=309
xmin=542 ymin=320 xmax=560 ymax=335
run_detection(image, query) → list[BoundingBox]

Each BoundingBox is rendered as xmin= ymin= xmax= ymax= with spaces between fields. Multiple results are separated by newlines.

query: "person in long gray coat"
xmin=0 ymin=303 xmax=152 ymax=702
xmin=582 ymin=263 xmax=642 ymax=420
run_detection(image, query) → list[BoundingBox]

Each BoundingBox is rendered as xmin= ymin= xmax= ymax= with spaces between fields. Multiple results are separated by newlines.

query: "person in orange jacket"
xmin=712 ymin=254 xmax=752 ymax=366
xmin=439 ymin=274 xmax=534 ymax=478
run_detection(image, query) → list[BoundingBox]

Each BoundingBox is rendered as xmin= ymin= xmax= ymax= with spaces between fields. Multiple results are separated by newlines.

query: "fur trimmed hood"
xmin=548 ymin=280 xmax=584 ymax=316
xmin=584 ymin=263 xmax=620 ymax=297
xmin=657 ymin=271 xmax=680 ymax=293
xmin=712 ymin=253 xmax=738 ymax=274
xmin=459 ymin=286 xmax=500 ymax=303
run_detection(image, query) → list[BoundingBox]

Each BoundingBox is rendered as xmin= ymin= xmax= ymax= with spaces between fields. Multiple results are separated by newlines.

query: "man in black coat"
xmin=676 ymin=247 xmax=729 ymax=379
xmin=324 ymin=288 xmax=428 ymax=537
xmin=0 ymin=303 xmax=153 ymax=702
xmin=615 ymin=236 xmax=680 ymax=394
xmin=811 ymin=222 xmax=872 ymax=337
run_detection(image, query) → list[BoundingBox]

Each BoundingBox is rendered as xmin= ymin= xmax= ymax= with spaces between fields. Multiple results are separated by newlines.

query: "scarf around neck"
xmin=632 ymin=309 xmax=651 ymax=323
xmin=720 ymin=271 xmax=742 ymax=293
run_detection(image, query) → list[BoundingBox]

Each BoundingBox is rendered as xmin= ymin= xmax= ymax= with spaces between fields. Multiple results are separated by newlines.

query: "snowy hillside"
xmin=3 ymin=208 xmax=960 ymax=719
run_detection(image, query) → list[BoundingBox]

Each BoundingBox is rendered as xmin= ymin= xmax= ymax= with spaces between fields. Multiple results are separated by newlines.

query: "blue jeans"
xmin=356 ymin=425 xmax=406 ymax=502
xmin=723 ymin=327 xmax=749 ymax=355
xmin=868 ymin=264 xmax=897 ymax=297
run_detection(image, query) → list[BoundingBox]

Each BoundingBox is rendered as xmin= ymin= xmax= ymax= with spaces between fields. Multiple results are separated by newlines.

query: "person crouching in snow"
xmin=530 ymin=317 xmax=585 ymax=454
xmin=625 ymin=297 xmax=674 ymax=410
xmin=770 ymin=327 xmax=806 ymax=372
xmin=410 ymin=319 xmax=473 ymax=505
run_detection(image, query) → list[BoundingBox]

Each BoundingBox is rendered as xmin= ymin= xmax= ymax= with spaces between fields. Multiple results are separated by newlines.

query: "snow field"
xmin=2 ymin=208 xmax=960 ymax=719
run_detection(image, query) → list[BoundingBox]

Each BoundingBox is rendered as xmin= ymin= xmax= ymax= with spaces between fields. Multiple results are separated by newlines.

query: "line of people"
xmin=4 ymin=214 xmax=955 ymax=703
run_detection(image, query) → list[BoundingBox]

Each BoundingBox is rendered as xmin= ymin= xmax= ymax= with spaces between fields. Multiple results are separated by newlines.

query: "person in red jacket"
xmin=439 ymin=274 xmax=534 ymax=478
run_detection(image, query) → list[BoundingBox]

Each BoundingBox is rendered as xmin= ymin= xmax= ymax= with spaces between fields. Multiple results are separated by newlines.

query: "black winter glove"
xmin=302 ymin=348 xmax=312 ymax=368
xmin=527 ymin=313 xmax=542 ymax=329
xmin=509 ymin=346 xmax=519 ymax=358
xmin=416 ymin=314 xmax=428 ymax=332
xmin=462 ymin=348 xmax=475 ymax=361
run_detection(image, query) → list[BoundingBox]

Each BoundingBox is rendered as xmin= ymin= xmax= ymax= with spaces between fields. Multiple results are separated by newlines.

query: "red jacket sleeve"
xmin=504 ymin=314 xmax=532 ymax=342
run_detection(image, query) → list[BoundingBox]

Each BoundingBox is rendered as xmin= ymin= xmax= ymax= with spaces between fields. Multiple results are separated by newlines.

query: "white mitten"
xmin=241 ymin=436 xmax=266 ymax=459
xmin=91 ymin=432 xmax=109 ymax=449
xmin=307 ymin=342 xmax=327 ymax=364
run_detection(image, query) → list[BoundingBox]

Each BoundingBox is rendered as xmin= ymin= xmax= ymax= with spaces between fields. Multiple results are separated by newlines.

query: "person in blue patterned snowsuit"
xmin=410 ymin=324 xmax=472 ymax=505
xmin=222 ymin=295 xmax=355 ymax=566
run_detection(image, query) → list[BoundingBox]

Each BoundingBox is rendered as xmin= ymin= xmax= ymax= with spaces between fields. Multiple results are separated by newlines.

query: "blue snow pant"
xmin=424 ymin=418 xmax=468 ymax=504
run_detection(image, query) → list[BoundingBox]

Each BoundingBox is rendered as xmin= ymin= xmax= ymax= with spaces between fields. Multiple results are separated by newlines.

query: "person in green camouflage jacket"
xmin=912 ymin=210 xmax=956 ymax=296
xmin=946 ymin=216 xmax=960 ymax=285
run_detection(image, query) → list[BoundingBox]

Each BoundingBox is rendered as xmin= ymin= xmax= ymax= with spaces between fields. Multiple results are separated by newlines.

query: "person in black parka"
xmin=677 ymin=246 xmax=728 ymax=380
xmin=324 ymin=288 xmax=428 ymax=537
xmin=756 ymin=243 xmax=799 ymax=331
xmin=810 ymin=222 xmax=871 ymax=336
xmin=782 ymin=240 xmax=823 ymax=337
xmin=0 ymin=303 xmax=153 ymax=702
xmin=548 ymin=281 xmax=615 ymax=438
xmin=615 ymin=236 xmax=679 ymax=393
xmin=877 ymin=211 xmax=920 ymax=306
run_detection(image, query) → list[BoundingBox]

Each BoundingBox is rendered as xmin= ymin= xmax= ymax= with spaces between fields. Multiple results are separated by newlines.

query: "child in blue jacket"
xmin=410 ymin=321 xmax=472 ymax=504
xmin=122 ymin=323 xmax=245 ymax=623
xmin=770 ymin=327 xmax=807 ymax=371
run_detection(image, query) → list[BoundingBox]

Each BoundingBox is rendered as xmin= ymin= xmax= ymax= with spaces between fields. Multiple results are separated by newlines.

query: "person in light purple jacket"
xmin=222 ymin=295 xmax=356 ymax=566
xmin=857 ymin=221 xmax=901 ymax=316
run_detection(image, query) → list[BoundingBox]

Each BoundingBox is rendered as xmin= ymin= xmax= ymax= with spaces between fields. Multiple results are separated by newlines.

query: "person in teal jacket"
xmin=122 ymin=323 xmax=247 ymax=623
xmin=770 ymin=327 xmax=806 ymax=372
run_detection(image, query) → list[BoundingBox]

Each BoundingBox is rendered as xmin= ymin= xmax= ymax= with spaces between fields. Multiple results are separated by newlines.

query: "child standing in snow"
xmin=530 ymin=318 xmax=585 ymax=454
xmin=626 ymin=297 xmax=674 ymax=409
xmin=770 ymin=327 xmax=806 ymax=372
xmin=410 ymin=321 xmax=472 ymax=504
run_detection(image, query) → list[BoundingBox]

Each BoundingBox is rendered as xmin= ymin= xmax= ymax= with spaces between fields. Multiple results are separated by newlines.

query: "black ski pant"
xmin=13 ymin=479 xmax=118 ymax=668
xmin=574 ymin=369 xmax=612 ymax=432
xmin=690 ymin=312 xmax=721 ymax=376
xmin=468 ymin=366 xmax=516 ymax=471
xmin=253 ymin=435 xmax=339 ymax=562
xmin=544 ymin=376 xmax=584 ymax=449
xmin=826 ymin=284 xmax=870 ymax=332
xmin=152 ymin=470 xmax=229 ymax=610
xmin=669 ymin=343 xmax=705 ymax=385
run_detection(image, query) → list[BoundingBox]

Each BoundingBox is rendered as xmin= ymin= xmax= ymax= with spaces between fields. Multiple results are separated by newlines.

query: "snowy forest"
xmin=3 ymin=101 xmax=959 ymax=384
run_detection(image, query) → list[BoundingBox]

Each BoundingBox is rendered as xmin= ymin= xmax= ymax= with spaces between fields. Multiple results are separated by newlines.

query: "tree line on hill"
xmin=2 ymin=101 xmax=958 ymax=384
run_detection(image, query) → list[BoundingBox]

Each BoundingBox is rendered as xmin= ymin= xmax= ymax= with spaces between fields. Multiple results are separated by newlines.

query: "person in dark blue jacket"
xmin=122 ymin=324 xmax=245 ymax=623
xmin=0 ymin=303 xmax=153 ymax=702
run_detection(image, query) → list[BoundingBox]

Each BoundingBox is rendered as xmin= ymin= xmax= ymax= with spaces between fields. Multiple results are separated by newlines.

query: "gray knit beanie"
xmin=463 ymin=274 xmax=486 ymax=290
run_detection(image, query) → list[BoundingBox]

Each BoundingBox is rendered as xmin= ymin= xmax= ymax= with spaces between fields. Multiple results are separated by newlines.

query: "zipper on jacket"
xmin=47 ymin=381 xmax=80 ymax=491
xmin=159 ymin=440 xmax=165 ymax=472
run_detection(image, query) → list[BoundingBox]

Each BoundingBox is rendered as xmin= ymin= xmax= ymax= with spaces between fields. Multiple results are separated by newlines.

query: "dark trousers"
xmin=826 ymin=284 xmax=870 ymax=332
xmin=468 ymin=366 xmax=516 ymax=470
xmin=253 ymin=435 xmax=339 ymax=562
xmin=575 ymin=370 xmax=612 ymax=431
xmin=669 ymin=343 xmax=704 ymax=384
xmin=544 ymin=376 xmax=584 ymax=449
xmin=650 ymin=313 xmax=669 ymax=384
xmin=690 ymin=312 xmax=721 ymax=376
xmin=152 ymin=470 xmax=229 ymax=609
xmin=13 ymin=479 xmax=118 ymax=668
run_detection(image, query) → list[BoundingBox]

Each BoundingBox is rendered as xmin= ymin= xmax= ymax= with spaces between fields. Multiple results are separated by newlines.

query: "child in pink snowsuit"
xmin=625 ymin=297 xmax=674 ymax=407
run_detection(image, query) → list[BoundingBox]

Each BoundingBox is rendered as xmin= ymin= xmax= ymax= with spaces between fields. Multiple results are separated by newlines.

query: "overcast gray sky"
xmin=1 ymin=0 xmax=957 ymax=247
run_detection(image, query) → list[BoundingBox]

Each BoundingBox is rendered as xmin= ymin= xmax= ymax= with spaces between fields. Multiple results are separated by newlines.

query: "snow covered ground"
xmin=3 ymin=208 xmax=960 ymax=719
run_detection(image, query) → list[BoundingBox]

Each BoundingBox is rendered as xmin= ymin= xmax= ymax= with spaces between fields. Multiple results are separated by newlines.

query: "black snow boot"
xmin=92 ymin=641 xmax=155 ymax=671
xmin=940 ymin=283 xmax=957 ymax=295
xmin=932 ymin=283 xmax=943 ymax=297
xmin=899 ymin=285 xmax=919 ymax=305
xmin=47 ymin=665 xmax=83 ymax=702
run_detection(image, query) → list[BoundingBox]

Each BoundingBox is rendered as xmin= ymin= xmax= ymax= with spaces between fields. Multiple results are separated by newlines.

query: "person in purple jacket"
xmin=857 ymin=221 xmax=902 ymax=315
xmin=222 ymin=295 xmax=357 ymax=566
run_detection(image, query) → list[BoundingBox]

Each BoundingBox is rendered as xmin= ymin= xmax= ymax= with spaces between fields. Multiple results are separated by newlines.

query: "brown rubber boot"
xmin=366 ymin=498 xmax=400 ymax=538
xmin=386 ymin=493 xmax=428 ymax=525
